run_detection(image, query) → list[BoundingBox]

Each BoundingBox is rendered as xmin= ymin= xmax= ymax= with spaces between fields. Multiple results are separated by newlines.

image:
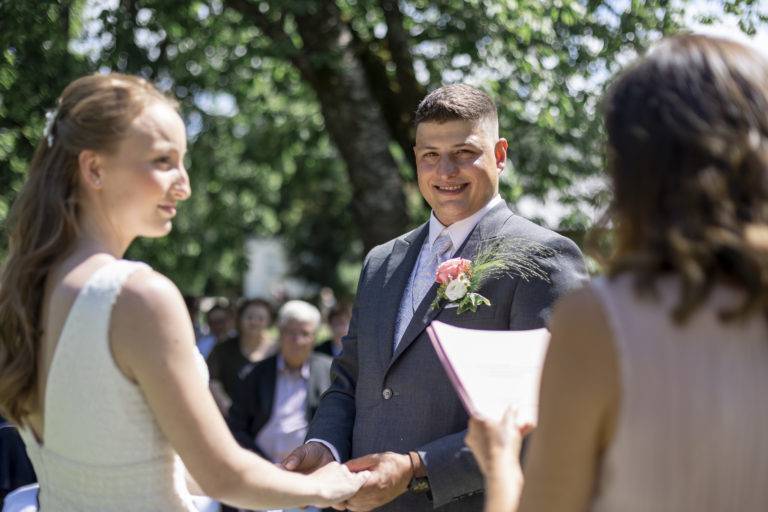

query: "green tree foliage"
xmin=0 ymin=0 xmax=90 ymax=261
xmin=1 ymin=0 xmax=765 ymax=295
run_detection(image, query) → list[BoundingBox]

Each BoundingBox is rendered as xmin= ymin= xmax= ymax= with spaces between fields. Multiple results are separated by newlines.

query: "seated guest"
xmin=197 ymin=302 xmax=236 ymax=358
xmin=0 ymin=416 xmax=36 ymax=502
xmin=208 ymin=298 xmax=276 ymax=413
xmin=466 ymin=34 xmax=768 ymax=511
xmin=314 ymin=302 xmax=351 ymax=358
xmin=228 ymin=300 xmax=332 ymax=464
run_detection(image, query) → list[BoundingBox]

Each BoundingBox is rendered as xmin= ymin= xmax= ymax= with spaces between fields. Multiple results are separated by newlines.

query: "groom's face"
xmin=414 ymin=118 xmax=508 ymax=226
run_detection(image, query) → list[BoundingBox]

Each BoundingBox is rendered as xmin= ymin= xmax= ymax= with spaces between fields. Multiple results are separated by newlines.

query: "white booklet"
xmin=426 ymin=320 xmax=550 ymax=425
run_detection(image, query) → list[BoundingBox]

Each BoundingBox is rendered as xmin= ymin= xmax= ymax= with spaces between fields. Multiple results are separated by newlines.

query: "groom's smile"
xmin=414 ymin=118 xmax=508 ymax=226
xmin=434 ymin=183 xmax=469 ymax=193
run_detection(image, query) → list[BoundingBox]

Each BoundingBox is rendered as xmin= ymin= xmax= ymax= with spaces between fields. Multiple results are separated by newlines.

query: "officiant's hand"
xmin=466 ymin=408 xmax=531 ymax=476
xmin=281 ymin=441 xmax=335 ymax=474
xmin=335 ymin=451 xmax=412 ymax=511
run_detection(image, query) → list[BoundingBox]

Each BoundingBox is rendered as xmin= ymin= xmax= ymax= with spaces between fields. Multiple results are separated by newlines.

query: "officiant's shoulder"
xmin=545 ymin=284 xmax=618 ymax=414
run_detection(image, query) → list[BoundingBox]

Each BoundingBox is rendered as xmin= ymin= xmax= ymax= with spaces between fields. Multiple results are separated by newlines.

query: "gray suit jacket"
xmin=307 ymin=202 xmax=587 ymax=511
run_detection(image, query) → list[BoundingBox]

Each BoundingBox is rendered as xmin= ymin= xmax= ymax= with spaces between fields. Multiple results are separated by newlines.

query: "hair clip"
xmin=43 ymin=108 xmax=58 ymax=147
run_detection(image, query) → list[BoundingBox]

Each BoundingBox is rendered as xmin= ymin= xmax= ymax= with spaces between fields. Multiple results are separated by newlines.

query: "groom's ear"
xmin=495 ymin=138 xmax=508 ymax=172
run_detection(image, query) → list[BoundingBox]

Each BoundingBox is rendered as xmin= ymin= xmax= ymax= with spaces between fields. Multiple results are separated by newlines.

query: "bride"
xmin=0 ymin=73 xmax=368 ymax=511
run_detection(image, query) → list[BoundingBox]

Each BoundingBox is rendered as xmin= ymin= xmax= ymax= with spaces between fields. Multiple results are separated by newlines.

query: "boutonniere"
xmin=430 ymin=239 xmax=553 ymax=314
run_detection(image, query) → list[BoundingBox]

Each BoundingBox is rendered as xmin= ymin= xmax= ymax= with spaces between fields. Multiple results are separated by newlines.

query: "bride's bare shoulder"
xmin=109 ymin=267 xmax=193 ymax=377
xmin=119 ymin=267 xmax=182 ymax=310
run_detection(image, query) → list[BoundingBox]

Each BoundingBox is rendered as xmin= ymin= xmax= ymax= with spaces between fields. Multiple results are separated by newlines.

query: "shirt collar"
xmin=276 ymin=354 xmax=310 ymax=380
xmin=428 ymin=194 xmax=503 ymax=250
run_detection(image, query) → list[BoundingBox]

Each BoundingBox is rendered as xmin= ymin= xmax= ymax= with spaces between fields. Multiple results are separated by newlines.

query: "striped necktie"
xmin=393 ymin=230 xmax=454 ymax=350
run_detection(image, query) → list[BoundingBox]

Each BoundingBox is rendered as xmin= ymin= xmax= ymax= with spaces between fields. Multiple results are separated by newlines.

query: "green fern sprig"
xmin=468 ymin=238 xmax=553 ymax=291
xmin=430 ymin=238 xmax=554 ymax=313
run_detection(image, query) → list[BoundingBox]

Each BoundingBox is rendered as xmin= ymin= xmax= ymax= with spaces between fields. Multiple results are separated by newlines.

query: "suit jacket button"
xmin=382 ymin=388 xmax=393 ymax=400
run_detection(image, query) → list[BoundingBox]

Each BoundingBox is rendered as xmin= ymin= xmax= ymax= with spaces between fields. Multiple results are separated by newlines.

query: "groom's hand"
xmin=281 ymin=442 xmax=335 ymax=474
xmin=336 ymin=452 xmax=412 ymax=511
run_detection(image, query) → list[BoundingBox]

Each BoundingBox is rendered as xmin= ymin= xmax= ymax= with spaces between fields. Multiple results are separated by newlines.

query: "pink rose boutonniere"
xmin=430 ymin=239 xmax=553 ymax=314
xmin=431 ymin=257 xmax=490 ymax=314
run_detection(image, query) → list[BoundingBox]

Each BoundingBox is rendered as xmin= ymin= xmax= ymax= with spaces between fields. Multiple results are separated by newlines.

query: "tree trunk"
xmin=226 ymin=0 xmax=411 ymax=255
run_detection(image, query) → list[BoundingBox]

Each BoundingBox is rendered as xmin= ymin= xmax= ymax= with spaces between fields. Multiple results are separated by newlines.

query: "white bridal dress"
xmin=17 ymin=260 xmax=204 ymax=511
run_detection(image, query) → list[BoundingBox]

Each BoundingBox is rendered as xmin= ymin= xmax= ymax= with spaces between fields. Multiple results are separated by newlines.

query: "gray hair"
xmin=277 ymin=300 xmax=321 ymax=329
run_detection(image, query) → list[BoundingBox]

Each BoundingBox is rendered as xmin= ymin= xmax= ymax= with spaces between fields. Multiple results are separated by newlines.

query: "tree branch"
xmin=288 ymin=2 xmax=411 ymax=251
xmin=350 ymin=28 xmax=417 ymax=173
xmin=379 ymin=0 xmax=425 ymax=113
xmin=223 ymin=0 xmax=315 ymax=81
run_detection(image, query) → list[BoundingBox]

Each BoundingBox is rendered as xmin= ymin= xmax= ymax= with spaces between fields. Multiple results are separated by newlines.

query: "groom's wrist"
xmin=408 ymin=451 xmax=427 ymax=478
xmin=306 ymin=438 xmax=341 ymax=463
xmin=407 ymin=451 xmax=431 ymax=497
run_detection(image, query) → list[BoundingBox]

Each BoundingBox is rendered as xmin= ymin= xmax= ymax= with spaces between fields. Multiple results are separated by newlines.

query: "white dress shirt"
xmin=256 ymin=356 xmax=311 ymax=464
xmin=425 ymin=194 xmax=503 ymax=252
xmin=251 ymin=356 xmax=317 ymax=512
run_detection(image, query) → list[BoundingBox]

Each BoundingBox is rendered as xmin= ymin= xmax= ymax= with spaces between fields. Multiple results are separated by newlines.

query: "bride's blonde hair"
xmin=0 ymin=73 xmax=176 ymax=425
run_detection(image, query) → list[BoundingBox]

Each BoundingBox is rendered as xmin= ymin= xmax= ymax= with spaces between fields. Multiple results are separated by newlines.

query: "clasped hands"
xmin=282 ymin=442 xmax=417 ymax=511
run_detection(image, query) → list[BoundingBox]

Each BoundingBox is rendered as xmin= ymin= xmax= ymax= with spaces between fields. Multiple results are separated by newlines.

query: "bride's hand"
xmin=307 ymin=461 xmax=370 ymax=507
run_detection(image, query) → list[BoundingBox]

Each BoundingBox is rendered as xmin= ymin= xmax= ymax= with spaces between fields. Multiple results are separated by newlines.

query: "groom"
xmin=282 ymin=84 xmax=587 ymax=511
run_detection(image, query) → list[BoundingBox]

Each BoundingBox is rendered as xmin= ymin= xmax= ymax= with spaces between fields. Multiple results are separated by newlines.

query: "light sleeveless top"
xmin=590 ymin=275 xmax=768 ymax=512
xmin=18 ymin=260 xmax=203 ymax=511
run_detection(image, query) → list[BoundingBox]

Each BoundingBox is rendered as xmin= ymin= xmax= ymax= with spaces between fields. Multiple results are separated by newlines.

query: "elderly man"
xmin=227 ymin=300 xmax=332 ymax=469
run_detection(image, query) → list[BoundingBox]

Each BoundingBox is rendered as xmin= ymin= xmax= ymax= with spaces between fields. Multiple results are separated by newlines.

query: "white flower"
xmin=445 ymin=278 xmax=468 ymax=301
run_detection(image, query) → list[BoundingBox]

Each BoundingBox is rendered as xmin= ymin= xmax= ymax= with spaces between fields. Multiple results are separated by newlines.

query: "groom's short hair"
xmin=414 ymin=84 xmax=497 ymax=126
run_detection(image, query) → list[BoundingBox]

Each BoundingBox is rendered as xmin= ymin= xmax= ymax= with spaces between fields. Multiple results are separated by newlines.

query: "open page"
xmin=426 ymin=321 xmax=550 ymax=424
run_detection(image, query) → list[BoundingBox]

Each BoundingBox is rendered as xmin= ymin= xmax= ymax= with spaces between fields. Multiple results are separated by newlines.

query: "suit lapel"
xmin=454 ymin=202 xmax=514 ymax=261
xmin=376 ymin=224 xmax=428 ymax=364
xmin=386 ymin=203 xmax=514 ymax=372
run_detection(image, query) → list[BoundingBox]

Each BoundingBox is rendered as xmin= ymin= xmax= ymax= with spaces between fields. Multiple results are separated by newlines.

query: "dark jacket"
xmin=227 ymin=353 xmax=332 ymax=458
xmin=0 ymin=418 xmax=36 ymax=501
xmin=315 ymin=339 xmax=342 ymax=358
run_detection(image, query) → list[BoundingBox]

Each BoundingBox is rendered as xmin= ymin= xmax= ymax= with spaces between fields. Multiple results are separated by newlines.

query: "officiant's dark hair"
xmin=0 ymin=73 xmax=177 ymax=426
xmin=414 ymin=84 xmax=497 ymax=126
xmin=602 ymin=34 xmax=768 ymax=323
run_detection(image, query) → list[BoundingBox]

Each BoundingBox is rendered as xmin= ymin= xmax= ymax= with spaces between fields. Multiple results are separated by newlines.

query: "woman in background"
xmin=0 ymin=73 xmax=367 ymax=511
xmin=467 ymin=34 xmax=768 ymax=512
xmin=208 ymin=298 xmax=276 ymax=414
